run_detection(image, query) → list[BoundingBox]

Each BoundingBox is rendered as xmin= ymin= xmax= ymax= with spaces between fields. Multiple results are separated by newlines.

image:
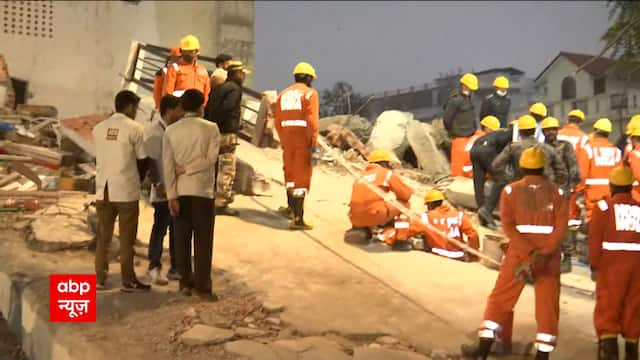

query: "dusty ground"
xmin=0 ymin=313 xmax=25 ymax=360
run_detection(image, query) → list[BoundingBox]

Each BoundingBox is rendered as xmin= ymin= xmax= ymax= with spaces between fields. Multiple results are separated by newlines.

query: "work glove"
xmin=514 ymin=262 xmax=534 ymax=284
xmin=310 ymin=147 xmax=321 ymax=166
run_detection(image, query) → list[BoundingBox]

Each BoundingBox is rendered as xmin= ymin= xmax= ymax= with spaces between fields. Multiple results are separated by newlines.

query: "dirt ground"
xmin=0 ymin=313 xmax=25 ymax=360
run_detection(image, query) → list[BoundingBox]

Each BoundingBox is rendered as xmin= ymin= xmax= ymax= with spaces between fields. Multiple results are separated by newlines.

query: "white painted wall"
xmin=0 ymin=0 xmax=254 ymax=119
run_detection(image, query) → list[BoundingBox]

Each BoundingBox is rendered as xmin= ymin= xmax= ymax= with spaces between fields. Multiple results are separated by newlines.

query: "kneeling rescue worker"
xmin=391 ymin=189 xmax=479 ymax=260
xmin=346 ymin=149 xmax=413 ymax=243
xmin=274 ymin=62 xmax=320 ymax=230
xmin=462 ymin=147 xmax=568 ymax=360
xmin=589 ymin=166 xmax=640 ymax=360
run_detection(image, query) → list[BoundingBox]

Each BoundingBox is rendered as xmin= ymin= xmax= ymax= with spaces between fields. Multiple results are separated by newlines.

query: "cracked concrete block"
xmin=179 ymin=325 xmax=234 ymax=346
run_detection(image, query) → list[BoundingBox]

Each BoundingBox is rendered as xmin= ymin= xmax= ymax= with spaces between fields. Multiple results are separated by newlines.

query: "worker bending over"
xmin=390 ymin=189 xmax=479 ymax=260
xmin=443 ymin=73 xmax=478 ymax=177
xmin=462 ymin=147 xmax=568 ymax=360
xmin=274 ymin=62 xmax=320 ymax=230
xmin=346 ymin=149 xmax=413 ymax=244
xmin=588 ymin=166 xmax=640 ymax=360
xmin=462 ymin=115 xmax=500 ymax=177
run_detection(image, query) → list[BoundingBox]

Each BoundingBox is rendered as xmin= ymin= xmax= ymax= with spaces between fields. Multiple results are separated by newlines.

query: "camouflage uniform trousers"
xmin=215 ymin=133 xmax=238 ymax=208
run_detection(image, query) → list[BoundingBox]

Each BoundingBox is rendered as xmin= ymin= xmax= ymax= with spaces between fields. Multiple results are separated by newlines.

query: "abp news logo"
xmin=49 ymin=274 xmax=96 ymax=322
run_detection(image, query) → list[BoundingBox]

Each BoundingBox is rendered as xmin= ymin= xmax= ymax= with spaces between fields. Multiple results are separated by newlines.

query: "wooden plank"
xmin=0 ymin=154 xmax=32 ymax=162
xmin=8 ymin=161 xmax=42 ymax=189
xmin=0 ymin=172 xmax=20 ymax=187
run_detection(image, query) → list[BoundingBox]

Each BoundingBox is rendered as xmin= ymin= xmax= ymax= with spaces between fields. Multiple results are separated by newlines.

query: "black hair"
xmin=522 ymin=168 xmax=544 ymax=176
xmin=159 ymin=94 xmax=180 ymax=117
xmin=594 ymin=130 xmax=610 ymax=138
xmin=531 ymin=114 xmax=545 ymax=122
xmin=214 ymin=53 xmax=232 ymax=67
xmin=375 ymin=161 xmax=392 ymax=169
xmin=427 ymin=200 xmax=443 ymax=210
xmin=611 ymin=185 xmax=632 ymax=195
xmin=180 ymin=89 xmax=205 ymax=112
xmin=568 ymin=116 xmax=582 ymax=124
xmin=114 ymin=90 xmax=140 ymax=113
xmin=294 ymin=74 xmax=313 ymax=85
xmin=520 ymin=128 xmax=536 ymax=137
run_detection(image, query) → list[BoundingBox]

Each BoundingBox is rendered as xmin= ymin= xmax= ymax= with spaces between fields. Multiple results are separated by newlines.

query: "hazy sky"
xmin=253 ymin=1 xmax=612 ymax=94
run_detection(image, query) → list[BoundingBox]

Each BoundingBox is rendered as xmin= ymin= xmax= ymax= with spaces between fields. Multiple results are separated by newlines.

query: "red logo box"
xmin=49 ymin=274 xmax=96 ymax=322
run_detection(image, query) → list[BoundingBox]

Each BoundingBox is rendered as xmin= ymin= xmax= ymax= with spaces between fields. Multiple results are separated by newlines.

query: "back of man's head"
xmin=181 ymin=89 xmax=205 ymax=112
xmin=215 ymin=53 xmax=232 ymax=68
xmin=160 ymin=94 xmax=180 ymax=118
xmin=115 ymin=90 xmax=140 ymax=113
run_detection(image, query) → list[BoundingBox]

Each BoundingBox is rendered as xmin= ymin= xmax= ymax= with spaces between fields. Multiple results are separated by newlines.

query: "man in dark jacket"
xmin=470 ymin=124 xmax=513 ymax=210
xmin=479 ymin=76 xmax=511 ymax=128
xmin=206 ymin=61 xmax=250 ymax=216
xmin=443 ymin=73 xmax=479 ymax=177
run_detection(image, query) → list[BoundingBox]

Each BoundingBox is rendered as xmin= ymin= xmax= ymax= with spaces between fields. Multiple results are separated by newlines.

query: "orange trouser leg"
xmin=483 ymin=252 xmax=526 ymax=335
xmin=533 ymin=253 xmax=561 ymax=351
xmin=568 ymin=192 xmax=581 ymax=227
xmin=450 ymin=137 xmax=469 ymax=177
xmin=622 ymin=264 xmax=640 ymax=340
xmin=349 ymin=202 xmax=399 ymax=229
xmin=282 ymin=144 xmax=313 ymax=191
xmin=595 ymin=261 xmax=639 ymax=338
xmin=584 ymin=186 xmax=609 ymax=223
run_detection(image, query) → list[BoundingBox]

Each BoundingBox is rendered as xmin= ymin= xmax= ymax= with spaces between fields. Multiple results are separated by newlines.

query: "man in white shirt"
xmin=93 ymin=90 xmax=151 ymax=292
xmin=163 ymin=89 xmax=221 ymax=301
xmin=143 ymin=94 xmax=183 ymax=285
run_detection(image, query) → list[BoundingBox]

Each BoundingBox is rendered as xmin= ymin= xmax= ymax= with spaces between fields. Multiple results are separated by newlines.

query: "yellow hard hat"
xmin=227 ymin=61 xmax=252 ymax=74
xmin=368 ymin=149 xmax=394 ymax=163
xmin=293 ymin=62 xmax=317 ymax=79
xmin=493 ymin=76 xmax=509 ymax=89
xmin=529 ymin=102 xmax=548 ymax=117
xmin=567 ymin=109 xmax=585 ymax=121
xmin=627 ymin=115 xmax=640 ymax=135
xmin=540 ymin=117 xmax=560 ymax=129
xmin=460 ymin=73 xmax=479 ymax=91
xmin=480 ymin=115 xmax=500 ymax=131
xmin=609 ymin=166 xmax=634 ymax=186
xmin=593 ymin=118 xmax=613 ymax=133
xmin=631 ymin=127 xmax=640 ymax=137
xmin=424 ymin=189 xmax=445 ymax=203
xmin=517 ymin=115 xmax=537 ymax=130
xmin=180 ymin=34 xmax=201 ymax=51
xmin=519 ymin=147 xmax=545 ymax=169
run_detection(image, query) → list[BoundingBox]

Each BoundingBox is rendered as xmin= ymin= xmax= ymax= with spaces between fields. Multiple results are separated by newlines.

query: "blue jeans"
xmin=148 ymin=201 xmax=176 ymax=271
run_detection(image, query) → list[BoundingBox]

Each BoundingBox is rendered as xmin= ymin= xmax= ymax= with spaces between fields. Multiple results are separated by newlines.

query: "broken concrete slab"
xmin=376 ymin=335 xmax=400 ymax=345
xmin=28 ymin=214 xmax=93 ymax=251
xmin=234 ymin=327 xmax=268 ymax=338
xmin=300 ymin=347 xmax=353 ymax=360
xmin=266 ymin=317 xmax=282 ymax=326
xmin=353 ymin=347 xmax=430 ymax=360
xmin=179 ymin=324 xmax=234 ymax=346
xmin=224 ymin=340 xmax=298 ymax=360
xmin=406 ymin=120 xmax=449 ymax=178
xmin=262 ymin=300 xmax=285 ymax=313
xmin=319 ymin=115 xmax=372 ymax=144
xmin=367 ymin=111 xmax=412 ymax=162
xmin=271 ymin=339 xmax=313 ymax=353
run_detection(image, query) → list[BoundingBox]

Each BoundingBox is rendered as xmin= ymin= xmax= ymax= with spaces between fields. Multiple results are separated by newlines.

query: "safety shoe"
xmin=289 ymin=218 xmax=313 ymax=230
xmin=535 ymin=350 xmax=550 ymax=360
xmin=344 ymin=228 xmax=371 ymax=244
xmin=96 ymin=282 xmax=107 ymax=291
xmin=391 ymin=240 xmax=413 ymax=252
xmin=216 ymin=206 xmax=239 ymax=217
xmin=180 ymin=287 xmax=192 ymax=297
xmin=560 ymin=253 xmax=572 ymax=274
xmin=625 ymin=340 xmax=638 ymax=360
xmin=478 ymin=207 xmax=497 ymax=230
xmin=195 ymin=291 xmax=219 ymax=303
xmin=167 ymin=269 xmax=181 ymax=281
xmin=146 ymin=267 xmax=169 ymax=286
xmin=276 ymin=206 xmax=294 ymax=219
xmin=121 ymin=279 xmax=151 ymax=293
xmin=599 ymin=337 xmax=619 ymax=360
xmin=461 ymin=338 xmax=493 ymax=359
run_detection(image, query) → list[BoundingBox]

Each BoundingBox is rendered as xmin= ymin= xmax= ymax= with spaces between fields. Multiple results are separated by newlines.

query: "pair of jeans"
xmin=470 ymin=146 xmax=497 ymax=209
xmin=148 ymin=201 xmax=176 ymax=271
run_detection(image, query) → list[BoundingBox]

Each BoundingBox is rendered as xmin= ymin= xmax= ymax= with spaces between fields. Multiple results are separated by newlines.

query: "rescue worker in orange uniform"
xmin=462 ymin=115 xmax=500 ymax=178
xmin=589 ymin=166 xmax=640 ymax=360
xmin=443 ymin=73 xmax=479 ymax=177
xmin=274 ymin=62 xmax=320 ymax=230
xmin=462 ymin=147 xmax=569 ymax=360
xmin=391 ymin=189 xmax=479 ymax=260
xmin=623 ymin=115 xmax=640 ymax=157
xmin=558 ymin=109 xmax=588 ymax=235
xmin=163 ymin=34 xmax=211 ymax=105
xmin=346 ymin=149 xmax=413 ymax=244
xmin=153 ymin=47 xmax=181 ymax=110
xmin=576 ymin=118 xmax=622 ymax=224
xmin=627 ymin=127 xmax=640 ymax=202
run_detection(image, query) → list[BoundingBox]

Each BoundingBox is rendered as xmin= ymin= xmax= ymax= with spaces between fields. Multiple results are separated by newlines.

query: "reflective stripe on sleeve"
xmin=585 ymin=178 xmax=609 ymax=185
xmin=281 ymin=120 xmax=308 ymax=127
xmin=602 ymin=242 xmax=640 ymax=251
xmin=516 ymin=225 xmax=553 ymax=234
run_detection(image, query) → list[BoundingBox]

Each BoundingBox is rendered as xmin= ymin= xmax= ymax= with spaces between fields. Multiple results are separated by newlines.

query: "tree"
xmin=602 ymin=1 xmax=640 ymax=63
xmin=320 ymin=81 xmax=368 ymax=117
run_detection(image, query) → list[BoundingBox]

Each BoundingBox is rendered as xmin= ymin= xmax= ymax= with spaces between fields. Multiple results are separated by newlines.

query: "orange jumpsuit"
xmin=461 ymin=129 xmax=485 ymax=178
xmin=348 ymin=163 xmax=413 ymax=228
xmin=392 ymin=203 xmax=478 ymax=259
xmin=162 ymin=60 xmax=211 ymax=105
xmin=558 ymin=123 xmax=588 ymax=227
xmin=629 ymin=146 xmax=640 ymax=202
xmin=479 ymin=175 xmax=568 ymax=354
xmin=576 ymin=137 xmax=622 ymax=223
xmin=589 ymin=193 xmax=640 ymax=340
xmin=451 ymin=137 xmax=470 ymax=177
xmin=274 ymin=83 xmax=320 ymax=195
xmin=153 ymin=66 xmax=168 ymax=110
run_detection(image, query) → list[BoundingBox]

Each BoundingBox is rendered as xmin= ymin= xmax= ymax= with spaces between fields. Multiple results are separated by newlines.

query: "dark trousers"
xmin=173 ymin=196 xmax=215 ymax=293
xmin=95 ymin=186 xmax=139 ymax=285
xmin=470 ymin=147 xmax=497 ymax=209
xmin=148 ymin=201 xmax=176 ymax=271
xmin=484 ymin=178 xmax=509 ymax=214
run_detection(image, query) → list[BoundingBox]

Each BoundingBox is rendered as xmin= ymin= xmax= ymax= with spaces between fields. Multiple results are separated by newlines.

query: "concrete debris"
xmin=319 ymin=115 xmax=372 ymax=144
xmin=323 ymin=124 xmax=369 ymax=160
xmin=224 ymin=340 xmax=298 ymax=360
xmin=179 ymin=324 xmax=234 ymax=346
xmin=28 ymin=214 xmax=93 ymax=251
xmin=368 ymin=343 xmax=382 ymax=348
xmin=243 ymin=316 xmax=256 ymax=324
xmin=406 ymin=120 xmax=449 ymax=178
xmin=353 ymin=347 xmax=430 ymax=360
xmin=376 ymin=336 xmax=400 ymax=345
xmin=271 ymin=339 xmax=313 ymax=353
xmin=262 ymin=300 xmax=285 ymax=313
xmin=367 ymin=110 xmax=411 ymax=163
xmin=441 ymin=177 xmax=493 ymax=210
xmin=184 ymin=307 xmax=198 ymax=319
xmin=252 ymin=90 xmax=279 ymax=148
xmin=300 ymin=348 xmax=353 ymax=360
xmin=266 ymin=317 xmax=282 ymax=326
xmin=234 ymin=327 xmax=268 ymax=338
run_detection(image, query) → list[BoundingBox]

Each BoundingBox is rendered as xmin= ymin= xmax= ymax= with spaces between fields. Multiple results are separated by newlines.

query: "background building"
xmin=0 ymin=0 xmax=255 ymax=118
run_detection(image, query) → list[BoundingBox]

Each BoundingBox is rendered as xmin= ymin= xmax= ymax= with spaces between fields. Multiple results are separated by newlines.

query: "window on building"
xmin=560 ymin=103 xmax=565 ymax=116
xmin=561 ymin=76 xmax=577 ymax=100
xmin=594 ymin=77 xmax=606 ymax=95
xmin=2 ymin=0 xmax=54 ymax=38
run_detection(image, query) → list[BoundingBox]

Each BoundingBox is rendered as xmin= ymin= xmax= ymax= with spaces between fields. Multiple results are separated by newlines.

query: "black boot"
xmin=599 ymin=337 xmax=620 ymax=360
xmin=535 ymin=350 xmax=550 ymax=360
xmin=289 ymin=196 xmax=312 ymax=230
xmin=277 ymin=192 xmax=294 ymax=219
xmin=478 ymin=207 xmax=497 ymax=230
xmin=561 ymin=252 xmax=572 ymax=273
xmin=391 ymin=240 xmax=413 ymax=251
xmin=461 ymin=338 xmax=493 ymax=359
xmin=625 ymin=341 xmax=638 ymax=360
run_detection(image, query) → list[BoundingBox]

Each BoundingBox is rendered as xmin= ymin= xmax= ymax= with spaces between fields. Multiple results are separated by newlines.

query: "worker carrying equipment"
xmin=462 ymin=147 xmax=569 ymax=360
xmin=462 ymin=116 xmax=500 ymax=177
xmin=589 ymin=165 xmax=640 ymax=360
xmin=162 ymin=34 xmax=211 ymax=105
xmin=346 ymin=149 xmax=413 ymax=243
xmin=388 ymin=189 xmax=480 ymax=260
xmin=444 ymin=73 xmax=479 ymax=177
xmin=274 ymin=62 xmax=321 ymax=230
